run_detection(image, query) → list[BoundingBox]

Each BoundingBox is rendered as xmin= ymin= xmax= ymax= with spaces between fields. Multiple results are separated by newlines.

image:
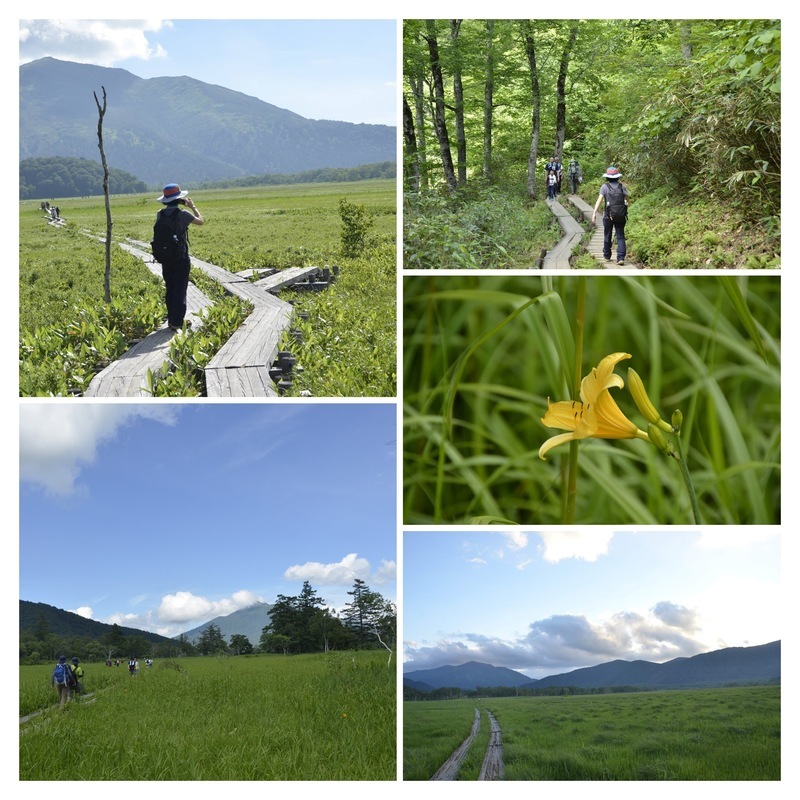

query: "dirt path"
xmin=429 ymin=707 xmax=505 ymax=781
xmin=430 ymin=706 xmax=481 ymax=780
xmin=478 ymin=710 xmax=505 ymax=780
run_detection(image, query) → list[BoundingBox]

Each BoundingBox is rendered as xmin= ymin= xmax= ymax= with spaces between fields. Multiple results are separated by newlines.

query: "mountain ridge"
xmin=404 ymin=640 xmax=780 ymax=691
xmin=20 ymin=57 xmax=396 ymax=185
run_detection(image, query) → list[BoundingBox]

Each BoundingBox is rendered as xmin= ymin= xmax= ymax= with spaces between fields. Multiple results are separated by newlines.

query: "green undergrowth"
xmin=571 ymin=184 xmax=779 ymax=269
xmin=404 ymin=187 xmax=556 ymax=268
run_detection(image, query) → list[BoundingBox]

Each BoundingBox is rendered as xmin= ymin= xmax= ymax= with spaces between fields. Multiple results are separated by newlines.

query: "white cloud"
xmin=157 ymin=589 xmax=262 ymax=623
xmin=502 ymin=531 xmax=529 ymax=550
xmin=538 ymin=531 xmax=614 ymax=563
xmin=70 ymin=606 xmax=94 ymax=619
xmin=284 ymin=553 xmax=371 ymax=585
xmin=19 ymin=20 xmax=169 ymax=66
xmin=19 ymin=405 xmax=178 ymax=495
xmin=373 ymin=559 xmax=397 ymax=585
xmin=695 ymin=530 xmax=779 ymax=550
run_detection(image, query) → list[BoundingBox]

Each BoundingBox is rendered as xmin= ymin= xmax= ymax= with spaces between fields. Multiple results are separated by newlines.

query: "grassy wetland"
xmin=404 ymin=686 xmax=780 ymax=780
xmin=19 ymin=179 xmax=396 ymax=397
xmin=20 ymin=651 xmax=395 ymax=780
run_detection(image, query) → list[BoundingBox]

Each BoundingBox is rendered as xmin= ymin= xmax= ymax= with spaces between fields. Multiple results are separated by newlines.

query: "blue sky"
xmin=18 ymin=18 xmax=397 ymax=125
xmin=403 ymin=530 xmax=780 ymax=679
xmin=19 ymin=402 xmax=396 ymax=637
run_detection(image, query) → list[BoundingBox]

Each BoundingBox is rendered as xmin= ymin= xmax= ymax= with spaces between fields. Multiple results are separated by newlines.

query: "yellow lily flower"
xmin=539 ymin=352 xmax=649 ymax=460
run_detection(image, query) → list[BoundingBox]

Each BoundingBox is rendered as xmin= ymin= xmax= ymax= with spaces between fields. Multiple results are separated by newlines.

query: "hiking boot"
xmin=617 ymin=259 xmax=625 ymax=266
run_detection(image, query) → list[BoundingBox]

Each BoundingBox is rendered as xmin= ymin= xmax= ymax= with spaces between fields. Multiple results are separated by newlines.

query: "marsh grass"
xmin=19 ymin=180 xmax=396 ymax=397
xmin=488 ymin=687 xmax=780 ymax=780
xmin=20 ymin=651 xmax=395 ymax=781
xmin=402 ymin=699 xmax=480 ymax=780
xmin=403 ymin=275 xmax=780 ymax=525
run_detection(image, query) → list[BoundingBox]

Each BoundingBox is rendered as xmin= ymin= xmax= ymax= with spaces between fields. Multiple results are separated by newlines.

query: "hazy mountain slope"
xmin=20 ymin=57 xmax=396 ymax=184
xmin=178 ymin=602 xmax=274 ymax=646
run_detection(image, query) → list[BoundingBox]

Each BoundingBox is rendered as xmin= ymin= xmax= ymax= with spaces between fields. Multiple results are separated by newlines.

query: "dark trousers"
xmin=603 ymin=217 xmax=627 ymax=261
xmin=161 ymin=258 xmax=190 ymax=327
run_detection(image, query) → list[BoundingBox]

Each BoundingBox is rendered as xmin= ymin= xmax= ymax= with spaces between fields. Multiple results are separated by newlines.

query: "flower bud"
xmin=628 ymin=369 xmax=662 ymax=425
xmin=671 ymin=409 xmax=683 ymax=433
xmin=647 ymin=423 xmax=670 ymax=453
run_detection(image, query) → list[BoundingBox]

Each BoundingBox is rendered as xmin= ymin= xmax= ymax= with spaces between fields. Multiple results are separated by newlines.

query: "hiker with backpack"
xmin=151 ymin=183 xmax=204 ymax=332
xmin=567 ymin=159 xmax=582 ymax=194
xmin=71 ymin=657 xmax=85 ymax=700
xmin=51 ymin=655 xmax=77 ymax=707
xmin=591 ymin=166 xmax=631 ymax=266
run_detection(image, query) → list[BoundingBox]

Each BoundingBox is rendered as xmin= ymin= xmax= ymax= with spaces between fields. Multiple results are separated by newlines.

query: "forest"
xmin=403 ymin=19 xmax=780 ymax=269
xmin=20 ymin=156 xmax=147 ymax=199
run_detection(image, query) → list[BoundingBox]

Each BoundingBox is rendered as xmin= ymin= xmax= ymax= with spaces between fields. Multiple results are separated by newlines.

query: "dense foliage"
xmin=260 ymin=579 xmax=396 ymax=655
xmin=20 ymin=156 xmax=146 ymax=199
xmin=403 ymin=19 xmax=780 ymax=268
xmin=200 ymin=161 xmax=396 ymax=190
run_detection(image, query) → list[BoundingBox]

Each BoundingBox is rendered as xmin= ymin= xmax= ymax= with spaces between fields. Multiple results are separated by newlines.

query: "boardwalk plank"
xmin=206 ymin=305 xmax=292 ymax=370
xmin=253 ymin=266 xmax=321 ymax=292
xmin=205 ymin=365 xmax=279 ymax=398
xmin=84 ymin=328 xmax=176 ymax=397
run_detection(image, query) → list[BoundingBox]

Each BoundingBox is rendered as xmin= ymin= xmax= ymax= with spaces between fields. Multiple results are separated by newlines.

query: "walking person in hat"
xmin=591 ymin=167 xmax=630 ymax=265
xmin=152 ymin=183 xmax=204 ymax=331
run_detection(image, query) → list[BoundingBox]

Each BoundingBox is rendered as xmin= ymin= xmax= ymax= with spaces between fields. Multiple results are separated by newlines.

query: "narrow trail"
xmin=429 ymin=707 xmax=505 ymax=781
xmin=478 ymin=710 xmax=505 ymax=781
xmin=541 ymin=193 xmax=641 ymax=269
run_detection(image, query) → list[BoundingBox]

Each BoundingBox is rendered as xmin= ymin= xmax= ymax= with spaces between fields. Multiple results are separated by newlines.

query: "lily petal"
xmin=538 ymin=432 xmax=578 ymax=461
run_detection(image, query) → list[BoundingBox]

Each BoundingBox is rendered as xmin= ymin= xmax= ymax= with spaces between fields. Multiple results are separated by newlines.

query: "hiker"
xmin=51 ymin=655 xmax=76 ymax=707
xmin=591 ymin=166 xmax=631 ymax=266
xmin=128 ymin=657 xmax=139 ymax=676
xmin=71 ymin=657 xmax=85 ymax=700
xmin=567 ymin=159 xmax=582 ymax=194
xmin=152 ymin=183 xmax=204 ymax=331
xmin=547 ymin=170 xmax=557 ymax=200
xmin=553 ymin=156 xmax=563 ymax=196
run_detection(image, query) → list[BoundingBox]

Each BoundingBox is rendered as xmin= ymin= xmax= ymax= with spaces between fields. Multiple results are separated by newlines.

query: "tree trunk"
xmin=93 ymin=86 xmax=112 ymax=303
xmin=403 ymin=94 xmax=420 ymax=192
xmin=555 ymin=23 xmax=579 ymax=159
xmin=679 ymin=21 xmax=693 ymax=61
xmin=483 ymin=20 xmax=495 ymax=182
xmin=450 ymin=20 xmax=467 ymax=187
xmin=425 ymin=20 xmax=457 ymax=193
xmin=409 ymin=75 xmax=429 ymax=191
xmin=522 ymin=23 xmax=541 ymax=200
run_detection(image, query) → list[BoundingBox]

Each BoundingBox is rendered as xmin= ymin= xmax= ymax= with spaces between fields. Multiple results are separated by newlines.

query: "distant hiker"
xmin=151 ymin=183 xmax=204 ymax=331
xmin=128 ymin=657 xmax=139 ymax=676
xmin=51 ymin=655 xmax=77 ymax=707
xmin=567 ymin=159 xmax=582 ymax=194
xmin=71 ymin=657 xmax=85 ymax=699
xmin=547 ymin=170 xmax=557 ymax=200
xmin=552 ymin=156 xmax=563 ymax=195
xmin=591 ymin=166 xmax=631 ymax=266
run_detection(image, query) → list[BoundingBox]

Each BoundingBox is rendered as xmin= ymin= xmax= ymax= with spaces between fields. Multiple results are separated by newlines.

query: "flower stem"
xmin=674 ymin=434 xmax=703 ymax=524
xmin=565 ymin=277 xmax=586 ymax=524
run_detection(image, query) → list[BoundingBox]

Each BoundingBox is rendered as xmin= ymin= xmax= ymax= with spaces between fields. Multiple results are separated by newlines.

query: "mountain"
xmin=178 ymin=602 xmax=274 ymax=647
xmin=19 ymin=600 xmax=173 ymax=645
xmin=528 ymin=641 xmax=781 ymax=690
xmin=403 ymin=641 xmax=780 ymax=693
xmin=20 ymin=57 xmax=396 ymax=185
xmin=402 ymin=660 xmax=536 ymax=691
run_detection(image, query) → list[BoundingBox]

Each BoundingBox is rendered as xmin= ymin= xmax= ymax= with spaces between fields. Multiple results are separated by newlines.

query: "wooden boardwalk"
xmin=84 ymin=239 xmax=322 ymax=397
xmin=543 ymin=198 xmax=584 ymax=269
xmin=564 ymin=195 xmax=638 ymax=269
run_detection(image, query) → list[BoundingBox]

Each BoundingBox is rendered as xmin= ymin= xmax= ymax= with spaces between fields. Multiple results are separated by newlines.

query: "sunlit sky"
xmin=404 ymin=530 xmax=780 ymax=680
xmin=18 ymin=18 xmax=397 ymax=126
xmin=19 ymin=403 xmax=396 ymax=637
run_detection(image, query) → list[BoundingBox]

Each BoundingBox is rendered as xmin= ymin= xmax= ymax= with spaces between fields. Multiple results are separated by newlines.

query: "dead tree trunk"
xmin=93 ymin=86 xmax=112 ymax=303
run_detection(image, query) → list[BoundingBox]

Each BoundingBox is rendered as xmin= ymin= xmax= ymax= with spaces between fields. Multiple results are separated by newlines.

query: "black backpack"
xmin=605 ymin=182 xmax=627 ymax=221
xmin=151 ymin=208 xmax=188 ymax=264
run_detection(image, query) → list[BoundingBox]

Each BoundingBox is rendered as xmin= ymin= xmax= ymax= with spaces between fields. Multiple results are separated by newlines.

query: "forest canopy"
xmin=404 ymin=18 xmax=780 ymax=213
xmin=20 ymin=156 xmax=147 ymax=200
